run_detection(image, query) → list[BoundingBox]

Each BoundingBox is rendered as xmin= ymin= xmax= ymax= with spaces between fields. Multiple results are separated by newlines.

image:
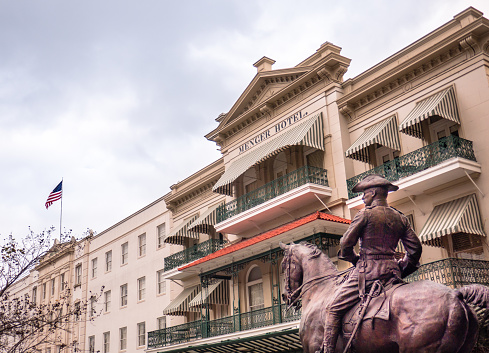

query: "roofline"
xmin=178 ymin=211 xmax=350 ymax=270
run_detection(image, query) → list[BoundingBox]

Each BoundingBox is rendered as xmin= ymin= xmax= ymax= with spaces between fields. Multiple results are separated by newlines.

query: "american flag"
xmin=45 ymin=181 xmax=63 ymax=209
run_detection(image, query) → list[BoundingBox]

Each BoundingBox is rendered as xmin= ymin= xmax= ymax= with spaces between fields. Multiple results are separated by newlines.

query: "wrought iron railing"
xmin=347 ymin=135 xmax=477 ymax=199
xmin=147 ymin=303 xmax=302 ymax=348
xmin=148 ymin=259 xmax=489 ymax=348
xmin=217 ymin=165 xmax=329 ymax=223
xmin=164 ymin=239 xmax=227 ymax=272
xmin=405 ymin=258 xmax=489 ymax=288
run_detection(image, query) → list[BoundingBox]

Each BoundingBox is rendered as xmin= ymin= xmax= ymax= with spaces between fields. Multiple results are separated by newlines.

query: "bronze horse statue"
xmin=280 ymin=242 xmax=489 ymax=353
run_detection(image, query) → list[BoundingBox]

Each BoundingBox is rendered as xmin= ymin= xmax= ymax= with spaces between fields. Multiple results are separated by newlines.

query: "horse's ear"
xmin=279 ymin=242 xmax=288 ymax=250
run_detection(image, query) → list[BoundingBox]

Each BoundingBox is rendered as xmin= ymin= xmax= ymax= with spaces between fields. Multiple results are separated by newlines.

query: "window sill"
xmin=120 ymin=305 xmax=128 ymax=309
xmin=120 ymin=263 xmax=128 ymax=267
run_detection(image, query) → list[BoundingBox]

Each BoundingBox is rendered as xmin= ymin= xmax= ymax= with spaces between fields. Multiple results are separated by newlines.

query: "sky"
xmin=1 ymin=0 xmax=489 ymax=239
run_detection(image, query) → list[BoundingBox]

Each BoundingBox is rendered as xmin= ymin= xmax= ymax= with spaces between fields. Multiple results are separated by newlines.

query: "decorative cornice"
xmin=338 ymin=43 xmax=464 ymax=122
xmin=459 ymin=35 xmax=481 ymax=57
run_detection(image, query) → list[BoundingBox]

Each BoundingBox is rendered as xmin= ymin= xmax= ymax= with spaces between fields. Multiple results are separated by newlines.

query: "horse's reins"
xmin=284 ymin=250 xmax=353 ymax=311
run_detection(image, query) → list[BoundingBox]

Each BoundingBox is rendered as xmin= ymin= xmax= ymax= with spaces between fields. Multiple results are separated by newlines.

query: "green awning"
xmin=164 ymin=214 xmax=199 ymax=245
xmin=399 ymin=86 xmax=460 ymax=139
xmin=419 ymin=194 xmax=486 ymax=247
xmin=213 ymin=113 xmax=324 ymax=195
xmin=187 ymin=203 xmax=223 ymax=236
xmin=189 ymin=280 xmax=228 ymax=307
xmin=345 ymin=116 xmax=401 ymax=163
xmin=162 ymin=285 xmax=201 ymax=316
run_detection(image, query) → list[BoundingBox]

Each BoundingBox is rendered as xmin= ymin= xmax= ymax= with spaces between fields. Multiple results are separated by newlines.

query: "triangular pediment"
xmin=220 ymin=67 xmax=309 ymax=127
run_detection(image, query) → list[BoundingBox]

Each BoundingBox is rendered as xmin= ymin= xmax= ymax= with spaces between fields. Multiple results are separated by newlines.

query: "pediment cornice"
xmin=206 ymin=51 xmax=351 ymax=143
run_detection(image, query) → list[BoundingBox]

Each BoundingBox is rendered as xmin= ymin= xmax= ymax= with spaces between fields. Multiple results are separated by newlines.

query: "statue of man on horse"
xmin=320 ymin=174 xmax=423 ymax=353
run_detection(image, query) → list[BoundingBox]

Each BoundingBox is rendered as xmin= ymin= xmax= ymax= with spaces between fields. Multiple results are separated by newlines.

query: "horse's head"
xmin=280 ymin=242 xmax=304 ymax=308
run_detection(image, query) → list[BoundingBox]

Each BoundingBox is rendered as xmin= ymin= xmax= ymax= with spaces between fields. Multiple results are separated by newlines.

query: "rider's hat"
xmin=351 ymin=174 xmax=399 ymax=193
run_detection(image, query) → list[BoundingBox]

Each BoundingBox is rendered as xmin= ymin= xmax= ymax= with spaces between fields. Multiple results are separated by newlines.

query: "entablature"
xmin=338 ymin=12 xmax=489 ymax=122
xmin=164 ymin=159 xmax=224 ymax=213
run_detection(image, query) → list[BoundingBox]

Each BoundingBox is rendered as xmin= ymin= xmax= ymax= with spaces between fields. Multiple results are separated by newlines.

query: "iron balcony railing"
xmin=216 ymin=165 xmax=329 ymax=223
xmin=147 ymin=303 xmax=302 ymax=348
xmin=164 ymin=239 xmax=227 ymax=272
xmin=347 ymin=135 xmax=477 ymax=199
xmin=148 ymin=258 xmax=489 ymax=349
xmin=405 ymin=257 xmax=489 ymax=288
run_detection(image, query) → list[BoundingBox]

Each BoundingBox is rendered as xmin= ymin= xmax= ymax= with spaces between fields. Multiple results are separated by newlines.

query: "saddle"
xmin=342 ymin=282 xmax=406 ymax=336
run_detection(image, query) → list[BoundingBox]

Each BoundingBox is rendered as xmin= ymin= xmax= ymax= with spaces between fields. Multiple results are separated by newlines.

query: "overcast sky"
xmin=1 ymin=0 xmax=489 ymax=239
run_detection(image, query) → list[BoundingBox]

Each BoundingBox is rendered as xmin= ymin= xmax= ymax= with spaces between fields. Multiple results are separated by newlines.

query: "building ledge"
xmin=215 ymin=183 xmax=332 ymax=235
xmin=346 ymin=157 xmax=482 ymax=209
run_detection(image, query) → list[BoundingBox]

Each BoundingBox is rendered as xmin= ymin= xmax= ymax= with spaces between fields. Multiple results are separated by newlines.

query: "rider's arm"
xmin=338 ymin=209 xmax=367 ymax=265
xmin=398 ymin=216 xmax=422 ymax=277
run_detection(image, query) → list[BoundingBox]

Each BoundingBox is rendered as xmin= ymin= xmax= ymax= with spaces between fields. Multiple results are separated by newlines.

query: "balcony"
xmin=147 ymin=303 xmax=301 ymax=349
xmin=215 ymin=165 xmax=331 ymax=235
xmin=405 ymin=258 xmax=489 ymax=288
xmin=346 ymin=135 xmax=480 ymax=207
xmin=164 ymin=239 xmax=227 ymax=272
xmin=149 ymin=258 xmax=489 ymax=350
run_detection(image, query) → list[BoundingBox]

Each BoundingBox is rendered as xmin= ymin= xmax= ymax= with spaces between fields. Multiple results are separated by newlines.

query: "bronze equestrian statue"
xmin=281 ymin=174 xmax=489 ymax=353
xmin=323 ymin=175 xmax=422 ymax=352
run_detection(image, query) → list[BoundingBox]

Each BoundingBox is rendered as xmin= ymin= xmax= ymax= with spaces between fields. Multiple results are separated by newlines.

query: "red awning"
xmin=178 ymin=211 xmax=351 ymax=270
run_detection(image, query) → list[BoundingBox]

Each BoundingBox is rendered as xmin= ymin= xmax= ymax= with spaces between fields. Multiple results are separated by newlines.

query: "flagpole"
xmin=60 ymin=178 xmax=63 ymax=240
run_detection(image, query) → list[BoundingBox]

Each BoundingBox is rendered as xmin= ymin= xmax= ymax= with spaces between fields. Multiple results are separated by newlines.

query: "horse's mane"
xmin=298 ymin=241 xmax=338 ymax=273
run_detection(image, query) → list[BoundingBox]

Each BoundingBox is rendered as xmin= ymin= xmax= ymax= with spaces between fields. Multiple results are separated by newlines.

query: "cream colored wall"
xmin=85 ymin=198 xmax=172 ymax=353
xmin=343 ymin=43 xmax=489 ymax=264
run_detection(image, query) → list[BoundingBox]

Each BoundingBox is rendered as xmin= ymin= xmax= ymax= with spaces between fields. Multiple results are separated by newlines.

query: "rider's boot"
xmin=318 ymin=324 xmax=340 ymax=353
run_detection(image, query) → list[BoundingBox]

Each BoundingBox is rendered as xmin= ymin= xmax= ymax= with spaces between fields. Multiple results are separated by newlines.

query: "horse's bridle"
xmin=283 ymin=246 xmax=353 ymax=311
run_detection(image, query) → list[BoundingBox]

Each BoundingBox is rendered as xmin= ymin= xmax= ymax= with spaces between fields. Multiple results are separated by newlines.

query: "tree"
xmin=0 ymin=228 xmax=102 ymax=353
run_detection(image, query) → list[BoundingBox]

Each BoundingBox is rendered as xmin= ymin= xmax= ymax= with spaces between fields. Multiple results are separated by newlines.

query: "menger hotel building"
xmin=10 ymin=7 xmax=489 ymax=353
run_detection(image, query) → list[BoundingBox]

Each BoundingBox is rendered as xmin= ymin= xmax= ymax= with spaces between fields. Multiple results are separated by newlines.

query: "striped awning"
xmin=164 ymin=214 xmax=199 ymax=245
xmin=399 ymin=86 xmax=460 ymax=139
xmin=213 ymin=113 xmax=324 ymax=195
xmin=345 ymin=116 xmax=401 ymax=163
xmin=189 ymin=280 xmax=229 ymax=307
xmin=162 ymin=285 xmax=201 ymax=316
xmin=419 ymin=194 xmax=486 ymax=247
xmin=187 ymin=203 xmax=223 ymax=236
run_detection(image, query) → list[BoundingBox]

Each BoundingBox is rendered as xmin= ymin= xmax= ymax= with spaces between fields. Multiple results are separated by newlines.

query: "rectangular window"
xmin=119 ymin=327 xmax=127 ymax=350
xmin=157 ymin=270 xmax=166 ymax=295
xmin=103 ymin=331 xmax=110 ymax=353
xmin=137 ymin=322 xmax=145 ymax=347
xmin=42 ymin=283 xmax=47 ymax=299
xmin=88 ymin=336 xmax=95 ymax=353
xmin=137 ymin=277 xmax=145 ymax=301
xmin=90 ymin=296 xmax=96 ymax=317
xmin=157 ymin=223 xmax=166 ymax=248
xmin=157 ymin=316 xmax=166 ymax=330
xmin=51 ymin=279 xmax=55 ymax=296
xmin=105 ymin=250 xmax=112 ymax=272
xmin=138 ymin=233 xmax=146 ymax=257
xmin=120 ymin=284 xmax=127 ymax=307
xmin=46 ymin=348 xmax=51 ymax=353
xmin=104 ymin=290 xmax=111 ymax=312
xmin=91 ymin=258 xmax=98 ymax=278
xmin=60 ymin=273 xmax=65 ymax=291
xmin=121 ymin=242 xmax=128 ymax=265
xmin=32 ymin=286 xmax=37 ymax=304
xmin=75 ymin=264 xmax=82 ymax=286
xmin=74 ymin=302 xmax=81 ymax=321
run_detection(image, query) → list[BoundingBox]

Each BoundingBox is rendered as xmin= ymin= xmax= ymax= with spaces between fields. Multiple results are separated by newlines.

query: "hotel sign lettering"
xmin=238 ymin=111 xmax=309 ymax=154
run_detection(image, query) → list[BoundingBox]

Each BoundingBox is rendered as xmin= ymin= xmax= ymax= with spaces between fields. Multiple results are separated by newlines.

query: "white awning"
xmin=162 ymin=285 xmax=201 ymax=316
xmin=399 ymin=86 xmax=460 ymax=139
xmin=163 ymin=214 xmax=199 ymax=245
xmin=187 ymin=203 xmax=223 ymax=236
xmin=419 ymin=194 xmax=486 ymax=247
xmin=189 ymin=280 xmax=229 ymax=307
xmin=213 ymin=113 xmax=324 ymax=195
xmin=345 ymin=116 xmax=401 ymax=163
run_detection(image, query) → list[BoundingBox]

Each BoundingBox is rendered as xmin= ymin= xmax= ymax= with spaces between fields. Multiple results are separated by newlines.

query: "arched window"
xmin=247 ymin=265 xmax=264 ymax=311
